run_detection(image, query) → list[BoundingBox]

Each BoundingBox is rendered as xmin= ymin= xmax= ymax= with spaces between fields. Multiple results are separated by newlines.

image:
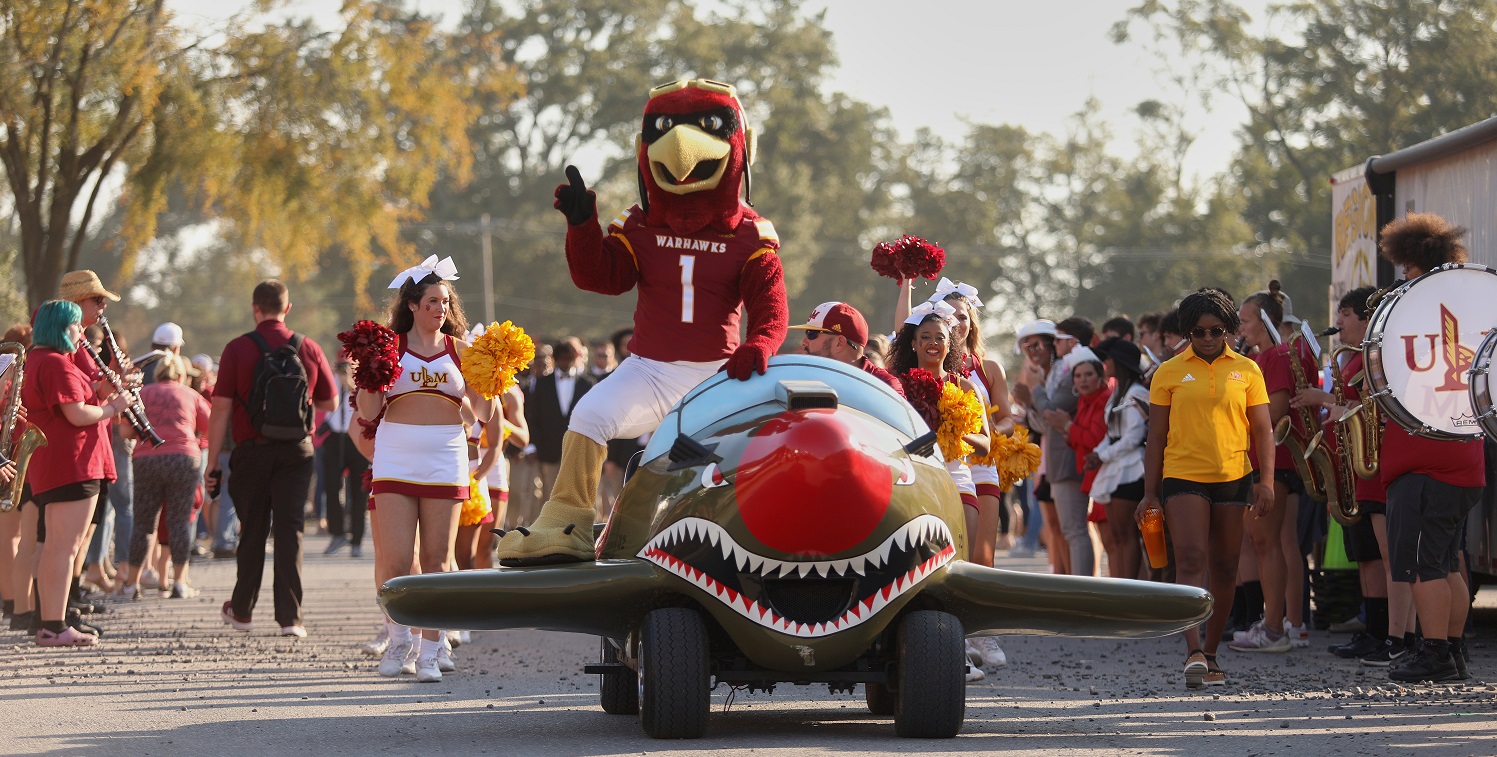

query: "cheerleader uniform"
xmin=965 ymin=355 xmax=1003 ymax=501
xmin=371 ymin=335 xmax=470 ymax=500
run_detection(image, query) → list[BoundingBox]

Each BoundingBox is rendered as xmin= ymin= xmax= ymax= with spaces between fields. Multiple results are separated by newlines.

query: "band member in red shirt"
xmin=24 ymin=301 xmax=130 ymax=646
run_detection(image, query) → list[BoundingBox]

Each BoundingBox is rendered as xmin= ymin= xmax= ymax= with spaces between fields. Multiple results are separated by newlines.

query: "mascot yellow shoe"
xmin=498 ymin=431 xmax=605 ymax=565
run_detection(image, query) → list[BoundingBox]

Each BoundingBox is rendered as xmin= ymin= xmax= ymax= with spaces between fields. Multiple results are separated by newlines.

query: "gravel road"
xmin=5 ymin=536 xmax=1494 ymax=756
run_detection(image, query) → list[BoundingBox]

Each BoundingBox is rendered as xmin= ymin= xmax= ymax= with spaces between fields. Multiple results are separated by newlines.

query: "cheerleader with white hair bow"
xmin=356 ymin=256 xmax=495 ymax=683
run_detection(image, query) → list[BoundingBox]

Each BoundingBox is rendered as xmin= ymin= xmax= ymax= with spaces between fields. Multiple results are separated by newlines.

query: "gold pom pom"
xmin=461 ymin=321 xmax=536 ymax=399
xmin=975 ymin=426 xmax=1042 ymax=491
xmin=459 ymin=470 xmax=491 ymax=527
xmin=935 ymin=382 xmax=983 ymax=462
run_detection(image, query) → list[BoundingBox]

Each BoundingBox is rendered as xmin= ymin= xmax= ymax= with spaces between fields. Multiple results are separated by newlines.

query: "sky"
xmin=169 ymin=0 xmax=1273 ymax=183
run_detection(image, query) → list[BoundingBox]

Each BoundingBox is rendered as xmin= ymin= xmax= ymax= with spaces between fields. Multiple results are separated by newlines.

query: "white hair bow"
xmin=905 ymin=299 xmax=956 ymax=326
xmin=467 ymin=323 xmax=487 ymax=340
xmin=389 ymin=255 xmax=460 ymax=289
xmin=931 ymin=277 xmax=983 ymax=308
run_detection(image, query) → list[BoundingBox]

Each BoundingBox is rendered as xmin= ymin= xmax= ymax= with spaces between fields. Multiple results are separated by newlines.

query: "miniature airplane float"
xmin=381 ymin=357 xmax=1212 ymax=739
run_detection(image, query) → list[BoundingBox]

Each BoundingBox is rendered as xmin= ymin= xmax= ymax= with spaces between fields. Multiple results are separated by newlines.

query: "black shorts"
xmin=1034 ymin=478 xmax=1052 ymax=502
xmin=33 ymin=479 xmax=107 ymax=543
xmin=1342 ymin=503 xmax=1383 ymax=563
xmin=1161 ymin=474 xmax=1252 ymax=506
xmin=1112 ymin=478 xmax=1145 ymax=502
xmin=1385 ymin=473 xmax=1482 ymax=582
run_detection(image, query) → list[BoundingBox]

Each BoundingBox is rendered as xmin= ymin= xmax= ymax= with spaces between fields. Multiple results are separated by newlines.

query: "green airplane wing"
xmin=380 ymin=560 xmax=667 ymax=638
xmin=928 ymin=562 xmax=1213 ymax=639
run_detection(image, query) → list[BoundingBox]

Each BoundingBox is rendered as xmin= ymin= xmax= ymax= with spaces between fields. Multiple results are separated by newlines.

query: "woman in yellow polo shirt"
xmin=1138 ymin=287 xmax=1276 ymax=689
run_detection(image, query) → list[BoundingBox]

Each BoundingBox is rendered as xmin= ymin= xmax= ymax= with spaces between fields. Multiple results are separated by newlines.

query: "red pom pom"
xmin=337 ymin=320 xmax=403 ymax=392
xmin=899 ymin=368 xmax=944 ymax=429
xmin=870 ymin=235 xmax=946 ymax=282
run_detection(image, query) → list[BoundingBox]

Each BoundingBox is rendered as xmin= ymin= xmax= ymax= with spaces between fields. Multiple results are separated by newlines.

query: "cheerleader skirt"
xmin=372 ymin=421 xmax=470 ymax=500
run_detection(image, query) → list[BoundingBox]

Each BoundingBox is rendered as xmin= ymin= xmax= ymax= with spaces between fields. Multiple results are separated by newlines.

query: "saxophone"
xmin=1329 ymin=344 xmax=1381 ymax=481
xmin=1273 ymin=331 xmax=1360 ymax=526
xmin=0 ymin=342 xmax=47 ymax=512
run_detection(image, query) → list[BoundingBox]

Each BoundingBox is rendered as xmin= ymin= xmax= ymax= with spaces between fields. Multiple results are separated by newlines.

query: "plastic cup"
xmin=1140 ymin=507 xmax=1169 ymax=569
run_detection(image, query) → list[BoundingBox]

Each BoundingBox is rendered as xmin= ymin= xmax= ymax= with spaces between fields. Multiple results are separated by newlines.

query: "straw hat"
xmin=58 ymin=270 xmax=120 ymax=303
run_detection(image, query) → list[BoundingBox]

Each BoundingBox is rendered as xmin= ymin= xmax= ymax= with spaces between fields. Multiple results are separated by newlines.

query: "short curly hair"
xmin=1380 ymin=212 xmax=1467 ymax=272
xmin=1178 ymin=287 xmax=1240 ymax=334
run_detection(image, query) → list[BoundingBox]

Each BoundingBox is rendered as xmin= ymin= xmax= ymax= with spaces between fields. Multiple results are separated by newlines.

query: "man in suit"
xmin=525 ymin=338 xmax=596 ymax=506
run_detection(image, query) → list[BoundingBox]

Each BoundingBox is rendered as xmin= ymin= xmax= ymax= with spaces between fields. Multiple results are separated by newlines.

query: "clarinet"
xmin=81 ymin=341 xmax=166 ymax=446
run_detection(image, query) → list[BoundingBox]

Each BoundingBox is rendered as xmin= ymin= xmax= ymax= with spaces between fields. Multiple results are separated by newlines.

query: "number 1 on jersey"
xmin=679 ymin=254 xmax=696 ymax=323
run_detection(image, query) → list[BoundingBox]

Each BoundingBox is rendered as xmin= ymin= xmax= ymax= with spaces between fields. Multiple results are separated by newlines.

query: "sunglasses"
xmin=1189 ymin=326 xmax=1228 ymax=339
xmin=803 ymin=331 xmax=824 ymax=341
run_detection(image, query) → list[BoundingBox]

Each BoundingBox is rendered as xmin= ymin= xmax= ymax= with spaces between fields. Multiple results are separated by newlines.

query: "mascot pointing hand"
xmin=498 ymin=78 xmax=788 ymax=565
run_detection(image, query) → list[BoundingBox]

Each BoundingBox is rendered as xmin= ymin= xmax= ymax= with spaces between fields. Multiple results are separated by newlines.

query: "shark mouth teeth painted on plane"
xmin=639 ymin=515 xmax=956 ymax=639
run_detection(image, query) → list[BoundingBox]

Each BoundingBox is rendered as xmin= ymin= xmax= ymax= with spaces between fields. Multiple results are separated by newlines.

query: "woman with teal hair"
xmin=22 ymin=300 xmax=129 ymax=646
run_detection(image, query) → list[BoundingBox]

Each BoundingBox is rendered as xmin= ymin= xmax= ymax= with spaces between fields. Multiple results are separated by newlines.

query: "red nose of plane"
xmin=734 ymin=409 xmax=894 ymax=556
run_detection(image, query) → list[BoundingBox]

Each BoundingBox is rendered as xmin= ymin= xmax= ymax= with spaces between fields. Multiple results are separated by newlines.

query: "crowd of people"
xmin=0 ymin=211 xmax=1481 ymax=692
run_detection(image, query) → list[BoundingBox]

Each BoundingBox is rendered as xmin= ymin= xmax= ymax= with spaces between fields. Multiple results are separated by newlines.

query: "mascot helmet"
xmin=636 ymin=78 xmax=757 ymax=231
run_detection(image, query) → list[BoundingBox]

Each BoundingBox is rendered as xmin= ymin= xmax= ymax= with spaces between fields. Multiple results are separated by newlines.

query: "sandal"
xmin=1203 ymin=653 xmax=1226 ymax=687
xmin=1184 ymin=648 xmax=1208 ymax=689
xmin=36 ymin=626 xmax=98 ymax=647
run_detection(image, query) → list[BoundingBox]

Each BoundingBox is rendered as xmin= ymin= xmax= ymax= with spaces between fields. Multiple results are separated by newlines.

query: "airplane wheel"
xmin=893 ymin=610 xmax=965 ymax=738
xmin=598 ymin=638 xmax=638 ymax=715
xmin=865 ymin=682 xmax=895 ymax=716
xmin=637 ymin=608 xmax=709 ymax=739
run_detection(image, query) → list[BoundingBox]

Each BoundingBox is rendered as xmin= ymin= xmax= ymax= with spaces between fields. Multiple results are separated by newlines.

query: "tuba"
xmin=1329 ymin=344 xmax=1381 ymax=481
xmin=0 ymin=342 xmax=46 ymax=512
xmin=1273 ymin=331 xmax=1360 ymax=526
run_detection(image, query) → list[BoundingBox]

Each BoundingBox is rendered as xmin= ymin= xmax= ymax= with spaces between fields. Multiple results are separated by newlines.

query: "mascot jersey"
xmin=606 ymin=205 xmax=780 ymax=363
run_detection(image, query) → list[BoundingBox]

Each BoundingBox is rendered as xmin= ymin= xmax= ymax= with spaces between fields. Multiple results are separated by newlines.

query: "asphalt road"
xmin=5 ymin=536 xmax=1495 ymax=756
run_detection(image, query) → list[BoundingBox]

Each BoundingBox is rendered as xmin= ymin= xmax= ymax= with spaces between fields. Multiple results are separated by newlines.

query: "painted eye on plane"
xmin=701 ymin=462 xmax=729 ymax=489
xmin=894 ymin=457 xmax=916 ymax=486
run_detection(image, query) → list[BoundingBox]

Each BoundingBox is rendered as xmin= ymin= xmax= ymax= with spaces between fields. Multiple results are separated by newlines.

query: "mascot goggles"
xmin=648 ymin=78 xmax=746 ymax=119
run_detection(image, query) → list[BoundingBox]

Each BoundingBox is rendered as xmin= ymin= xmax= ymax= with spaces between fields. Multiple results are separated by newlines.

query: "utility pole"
xmin=481 ymin=213 xmax=495 ymax=324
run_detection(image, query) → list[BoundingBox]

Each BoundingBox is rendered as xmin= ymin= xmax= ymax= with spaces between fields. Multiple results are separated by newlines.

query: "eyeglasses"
xmin=1189 ymin=326 xmax=1228 ymax=339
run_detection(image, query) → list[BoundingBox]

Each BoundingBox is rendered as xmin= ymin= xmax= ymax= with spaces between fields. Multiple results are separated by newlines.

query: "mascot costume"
xmin=497 ymin=78 xmax=788 ymax=565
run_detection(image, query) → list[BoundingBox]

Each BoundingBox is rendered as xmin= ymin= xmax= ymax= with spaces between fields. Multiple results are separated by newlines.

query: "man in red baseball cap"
xmin=788 ymin=301 xmax=903 ymax=396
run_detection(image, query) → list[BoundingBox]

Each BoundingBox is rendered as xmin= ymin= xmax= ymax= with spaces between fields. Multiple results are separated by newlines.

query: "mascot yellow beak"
xmin=646 ymin=125 xmax=732 ymax=195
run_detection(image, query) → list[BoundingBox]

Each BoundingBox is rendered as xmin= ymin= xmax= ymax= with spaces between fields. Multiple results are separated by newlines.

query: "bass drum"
xmin=1363 ymin=264 xmax=1497 ymax=440
xmin=1470 ymin=329 xmax=1497 ymax=442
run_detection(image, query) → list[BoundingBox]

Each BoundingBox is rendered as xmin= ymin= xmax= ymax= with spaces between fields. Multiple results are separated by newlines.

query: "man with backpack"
xmin=206 ymin=280 xmax=337 ymax=637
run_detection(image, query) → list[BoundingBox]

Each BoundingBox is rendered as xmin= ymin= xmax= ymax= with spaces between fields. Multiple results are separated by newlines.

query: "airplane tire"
xmin=637 ymin=608 xmax=710 ymax=739
xmin=893 ymin=610 xmax=965 ymax=738
xmin=598 ymin=639 xmax=638 ymax=715
xmin=865 ymin=682 xmax=895 ymax=716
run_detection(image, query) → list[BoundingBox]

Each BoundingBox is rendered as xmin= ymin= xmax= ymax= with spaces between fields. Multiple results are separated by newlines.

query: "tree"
xmin=1114 ymin=0 xmax=1497 ymax=327
xmin=0 ymin=0 xmax=508 ymax=309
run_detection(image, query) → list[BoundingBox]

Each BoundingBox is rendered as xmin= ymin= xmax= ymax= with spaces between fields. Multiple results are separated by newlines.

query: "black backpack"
xmin=245 ymin=331 xmax=313 ymax=441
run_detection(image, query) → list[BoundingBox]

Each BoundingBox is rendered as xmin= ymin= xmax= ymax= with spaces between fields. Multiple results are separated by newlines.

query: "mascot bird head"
xmin=637 ymin=78 xmax=757 ymax=235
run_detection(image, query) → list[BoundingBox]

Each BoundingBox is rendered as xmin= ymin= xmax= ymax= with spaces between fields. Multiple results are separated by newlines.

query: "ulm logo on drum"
xmin=1401 ymin=305 xmax=1479 ymax=396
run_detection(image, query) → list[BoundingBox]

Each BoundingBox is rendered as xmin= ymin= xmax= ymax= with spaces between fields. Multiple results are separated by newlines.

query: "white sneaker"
xmin=444 ymin=629 xmax=462 ymax=648
xmin=378 ymin=641 xmax=414 ymax=677
xmin=458 ymin=630 xmax=471 ymax=646
xmin=964 ymin=658 xmax=986 ymax=682
xmin=1283 ymin=618 xmax=1310 ymax=648
xmin=362 ymin=625 xmax=390 ymax=657
xmin=1228 ymin=620 xmax=1292 ymax=653
xmin=965 ymin=639 xmax=982 ymax=667
xmin=415 ymin=653 xmax=442 ymax=682
xmin=977 ymin=636 xmax=1008 ymax=668
xmin=437 ymin=643 xmax=457 ymax=673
